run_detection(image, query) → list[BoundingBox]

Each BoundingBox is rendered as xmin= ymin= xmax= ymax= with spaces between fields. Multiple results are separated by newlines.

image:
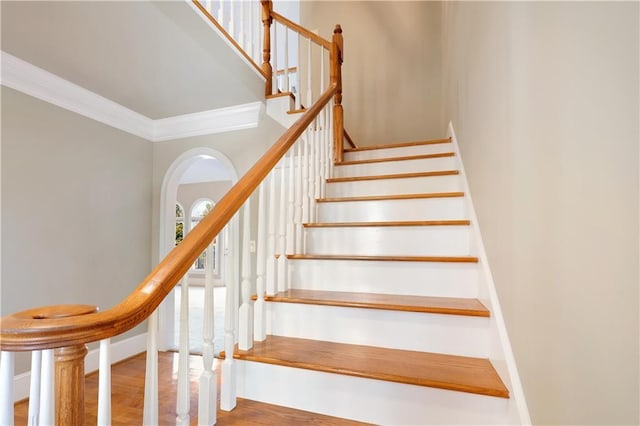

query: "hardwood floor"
xmin=13 ymin=351 xmax=368 ymax=425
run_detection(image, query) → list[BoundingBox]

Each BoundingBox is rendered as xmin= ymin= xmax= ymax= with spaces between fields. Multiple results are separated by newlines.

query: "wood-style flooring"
xmin=13 ymin=351 xmax=368 ymax=425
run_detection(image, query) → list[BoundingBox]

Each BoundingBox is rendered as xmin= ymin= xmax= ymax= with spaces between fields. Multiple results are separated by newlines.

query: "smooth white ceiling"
xmin=179 ymin=157 xmax=233 ymax=184
xmin=1 ymin=1 xmax=265 ymax=119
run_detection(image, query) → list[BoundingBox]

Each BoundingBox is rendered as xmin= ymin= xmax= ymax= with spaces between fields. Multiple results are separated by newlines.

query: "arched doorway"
xmin=158 ymin=148 xmax=238 ymax=352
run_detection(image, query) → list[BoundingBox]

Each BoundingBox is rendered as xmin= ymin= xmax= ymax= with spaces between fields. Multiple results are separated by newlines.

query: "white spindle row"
xmin=198 ymin=243 xmax=217 ymax=426
xmin=202 ymin=1 xmax=263 ymax=67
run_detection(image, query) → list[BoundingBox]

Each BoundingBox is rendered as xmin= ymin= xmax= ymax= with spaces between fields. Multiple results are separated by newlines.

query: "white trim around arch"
xmin=157 ymin=147 xmax=239 ymax=350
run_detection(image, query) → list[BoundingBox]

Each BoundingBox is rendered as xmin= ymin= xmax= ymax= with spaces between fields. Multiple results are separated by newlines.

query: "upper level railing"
xmin=0 ymin=2 xmax=343 ymax=424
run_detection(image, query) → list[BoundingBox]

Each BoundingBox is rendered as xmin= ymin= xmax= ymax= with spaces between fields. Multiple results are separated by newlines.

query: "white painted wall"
xmin=1 ymin=87 xmax=153 ymax=374
xmin=441 ymin=2 xmax=639 ymax=424
xmin=300 ymin=1 xmax=442 ymax=147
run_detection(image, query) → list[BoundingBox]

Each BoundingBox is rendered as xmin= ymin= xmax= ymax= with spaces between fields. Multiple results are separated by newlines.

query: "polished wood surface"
xmin=287 ymin=107 xmax=307 ymax=115
xmin=14 ymin=351 xmax=366 ymax=425
xmin=230 ymin=336 xmax=509 ymax=398
xmin=304 ymin=220 xmax=470 ymax=227
xmin=271 ymin=11 xmax=332 ymax=49
xmin=331 ymin=25 xmax=344 ymax=163
xmin=336 ymin=151 xmax=455 ymax=166
xmin=192 ymin=0 xmax=265 ymax=79
xmin=344 ymin=137 xmax=452 ymax=152
xmin=265 ymin=91 xmax=294 ymax=99
xmin=260 ymin=0 xmax=274 ymax=96
xmin=344 ymin=129 xmax=357 ymax=148
xmin=54 ymin=344 xmax=88 ymax=426
xmin=288 ymin=254 xmax=479 ymax=263
xmin=1 ymin=84 xmax=337 ymax=351
xmin=317 ymin=191 xmax=465 ymax=203
xmin=263 ymin=290 xmax=490 ymax=317
xmin=327 ymin=170 xmax=459 ymax=183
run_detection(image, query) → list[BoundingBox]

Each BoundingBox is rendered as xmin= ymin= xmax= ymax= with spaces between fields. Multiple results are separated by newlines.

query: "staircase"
xmin=226 ymin=136 xmax=519 ymax=425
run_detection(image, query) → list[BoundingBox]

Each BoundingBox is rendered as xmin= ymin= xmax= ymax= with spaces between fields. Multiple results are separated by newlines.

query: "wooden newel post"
xmin=55 ymin=344 xmax=88 ymax=425
xmin=331 ymin=24 xmax=344 ymax=163
xmin=261 ymin=0 xmax=273 ymax=96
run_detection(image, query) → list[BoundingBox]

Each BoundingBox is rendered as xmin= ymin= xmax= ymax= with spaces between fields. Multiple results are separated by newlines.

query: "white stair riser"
xmin=305 ymin=226 xmax=471 ymax=256
xmin=266 ymin=303 xmax=490 ymax=357
xmin=344 ymin=143 xmax=453 ymax=161
xmin=326 ymin=175 xmax=462 ymax=197
xmin=236 ymin=361 xmax=511 ymax=425
xmin=334 ymin=156 xmax=457 ymax=178
xmin=317 ymin=197 xmax=467 ymax=222
xmin=288 ymin=259 xmax=479 ymax=298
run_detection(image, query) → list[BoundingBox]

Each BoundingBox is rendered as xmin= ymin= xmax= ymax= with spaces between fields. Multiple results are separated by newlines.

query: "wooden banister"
xmin=331 ymin=24 xmax=344 ymax=163
xmin=260 ymin=0 xmax=273 ymax=96
xmin=0 ymin=84 xmax=337 ymax=353
xmin=270 ymin=11 xmax=332 ymax=50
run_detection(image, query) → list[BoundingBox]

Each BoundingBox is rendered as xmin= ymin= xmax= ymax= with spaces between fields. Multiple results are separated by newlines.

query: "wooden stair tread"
xmin=304 ymin=220 xmax=470 ymax=228
xmin=336 ymin=152 xmax=455 ymax=166
xmin=317 ymin=192 xmax=465 ymax=203
xmin=287 ymin=254 xmax=479 ymax=263
xmin=344 ymin=137 xmax=452 ymax=152
xmin=327 ymin=170 xmax=459 ymax=183
xmin=261 ymin=289 xmax=489 ymax=317
xmin=287 ymin=108 xmax=307 ymax=114
xmin=229 ymin=336 xmax=509 ymax=398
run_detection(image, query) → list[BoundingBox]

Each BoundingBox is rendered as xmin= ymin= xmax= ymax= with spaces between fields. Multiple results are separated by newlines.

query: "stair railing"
xmin=0 ymin=3 xmax=343 ymax=424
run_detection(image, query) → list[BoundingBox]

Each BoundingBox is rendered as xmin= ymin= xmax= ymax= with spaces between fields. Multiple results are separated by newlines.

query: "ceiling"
xmin=1 ymin=1 xmax=265 ymax=119
xmin=179 ymin=156 xmax=233 ymax=184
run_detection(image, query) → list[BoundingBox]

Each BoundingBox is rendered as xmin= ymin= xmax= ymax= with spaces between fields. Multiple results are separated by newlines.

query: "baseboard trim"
xmin=12 ymin=332 xmax=148 ymax=402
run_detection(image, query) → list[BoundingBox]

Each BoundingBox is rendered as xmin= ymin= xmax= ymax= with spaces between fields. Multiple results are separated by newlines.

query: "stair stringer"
xmin=448 ymin=121 xmax=532 ymax=425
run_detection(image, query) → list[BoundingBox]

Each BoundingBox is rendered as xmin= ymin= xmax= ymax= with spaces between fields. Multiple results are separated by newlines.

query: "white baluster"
xmin=204 ymin=0 xmax=212 ymax=15
xmin=309 ymin=123 xmax=318 ymax=223
xmin=39 ymin=349 xmax=54 ymax=426
xmin=266 ymin=171 xmax=277 ymax=296
xmin=315 ymin=122 xmax=322 ymax=217
xmin=294 ymin=139 xmax=304 ymax=253
xmin=27 ymin=351 xmax=41 ymax=426
xmin=306 ymin=37 xmax=313 ymax=107
xmin=0 ymin=351 xmax=14 ymax=426
xmin=221 ymin=217 xmax=237 ymax=412
xmin=218 ymin=0 xmax=225 ymax=30
xmin=301 ymin=133 xmax=310 ymax=233
xmin=176 ymin=275 xmax=190 ymax=425
xmin=97 ymin=340 xmax=111 ymax=426
xmin=277 ymin=156 xmax=288 ymax=292
xmin=329 ymin=105 xmax=335 ymax=177
xmin=143 ymin=312 xmax=158 ymax=426
xmin=249 ymin=0 xmax=256 ymax=63
xmin=238 ymin=0 xmax=245 ymax=53
xmin=239 ymin=201 xmax=254 ymax=350
xmin=198 ymin=243 xmax=217 ymax=426
xmin=254 ymin=181 xmax=267 ymax=341
xmin=287 ymin=145 xmax=296 ymax=254
xmin=284 ymin=28 xmax=291 ymax=97
xmin=228 ymin=0 xmax=235 ymax=40
xmin=318 ymin=108 xmax=327 ymax=199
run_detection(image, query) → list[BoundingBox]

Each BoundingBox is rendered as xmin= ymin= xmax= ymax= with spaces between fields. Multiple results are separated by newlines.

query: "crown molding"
xmin=0 ymin=51 xmax=262 ymax=142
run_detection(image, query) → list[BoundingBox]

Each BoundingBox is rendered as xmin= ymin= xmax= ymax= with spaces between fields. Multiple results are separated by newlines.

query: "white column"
xmin=277 ymin=156 xmax=288 ymax=292
xmin=143 ymin=312 xmax=158 ymax=426
xmin=27 ymin=351 xmax=41 ymax=426
xmin=254 ymin=181 xmax=267 ymax=341
xmin=294 ymin=139 xmax=304 ymax=253
xmin=176 ymin=276 xmax=190 ymax=426
xmin=266 ymin=171 xmax=277 ymax=296
xmin=238 ymin=201 xmax=254 ymax=351
xmin=198 ymin=243 xmax=217 ymax=426
xmin=0 ymin=351 xmax=14 ymax=426
xmin=221 ymin=216 xmax=238 ymax=411
xmin=306 ymin=37 xmax=313 ymax=107
xmin=39 ymin=349 xmax=54 ymax=426
xmin=97 ymin=339 xmax=112 ymax=426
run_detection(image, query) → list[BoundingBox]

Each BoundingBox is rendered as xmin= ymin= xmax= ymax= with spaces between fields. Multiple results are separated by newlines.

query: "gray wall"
xmin=300 ymin=1 xmax=442 ymax=147
xmin=1 ymin=87 xmax=153 ymax=371
xmin=441 ymin=2 xmax=639 ymax=424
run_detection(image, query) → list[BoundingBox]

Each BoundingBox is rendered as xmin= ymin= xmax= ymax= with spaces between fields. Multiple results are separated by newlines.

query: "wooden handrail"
xmin=0 ymin=83 xmax=337 ymax=352
xmin=270 ymin=11 xmax=332 ymax=50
